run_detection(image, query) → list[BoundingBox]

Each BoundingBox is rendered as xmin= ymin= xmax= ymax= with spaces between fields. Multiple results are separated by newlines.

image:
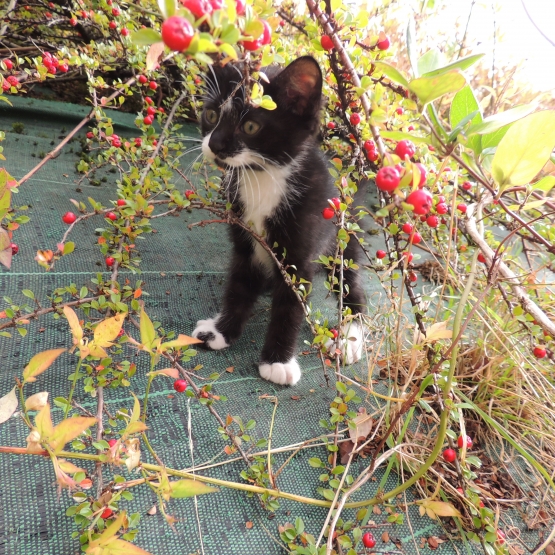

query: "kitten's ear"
xmin=274 ymin=56 xmax=323 ymax=116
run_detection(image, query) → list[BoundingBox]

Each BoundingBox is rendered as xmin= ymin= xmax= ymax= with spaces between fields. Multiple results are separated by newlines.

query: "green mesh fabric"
xmin=0 ymin=97 xmax=537 ymax=555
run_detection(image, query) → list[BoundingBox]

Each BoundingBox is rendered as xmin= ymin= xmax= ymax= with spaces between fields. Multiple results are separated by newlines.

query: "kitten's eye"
xmin=242 ymin=121 xmax=261 ymax=135
xmin=205 ymin=109 xmax=218 ymax=124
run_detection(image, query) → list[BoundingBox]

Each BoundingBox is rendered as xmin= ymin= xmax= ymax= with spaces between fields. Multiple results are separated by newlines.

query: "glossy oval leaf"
xmin=450 ymin=85 xmax=482 ymax=152
xmin=417 ymin=48 xmax=445 ymax=76
xmin=492 ymin=110 xmax=555 ymax=188
xmin=372 ymin=62 xmax=409 ymax=88
xmin=422 ymin=53 xmax=484 ymax=78
xmin=23 ymin=348 xmax=66 ymax=383
xmin=466 ymin=103 xmax=535 ymax=136
xmin=170 ymin=478 xmax=219 ymax=498
xmin=131 ymin=28 xmax=163 ymax=47
xmin=409 ymin=71 xmax=466 ymax=105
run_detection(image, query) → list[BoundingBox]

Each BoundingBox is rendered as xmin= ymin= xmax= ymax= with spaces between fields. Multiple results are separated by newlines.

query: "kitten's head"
xmin=200 ymin=56 xmax=323 ymax=168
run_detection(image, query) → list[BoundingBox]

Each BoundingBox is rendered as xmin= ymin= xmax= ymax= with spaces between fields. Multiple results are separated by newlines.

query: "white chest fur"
xmin=238 ymin=165 xmax=291 ymax=271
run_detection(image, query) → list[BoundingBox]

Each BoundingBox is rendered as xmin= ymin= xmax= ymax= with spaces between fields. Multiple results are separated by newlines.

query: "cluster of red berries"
xmin=241 ymin=19 xmax=272 ymax=51
xmin=322 ymin=197 xmax=341 ymax=220
xmin=41 ymin=51 xmax=69 ymax=74
xmin=443 ymin=435 xmax=474 ymax=463
xmin=363 ymin=139 xmax=378 ymax=162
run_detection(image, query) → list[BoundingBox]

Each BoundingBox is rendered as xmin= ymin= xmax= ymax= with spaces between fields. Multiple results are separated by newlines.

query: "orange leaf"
xmin=133 ymin=288 xmax=142 ymax=299
xmin=50 ymin=416 xmax=97 ymax=453
xmin=23 ymin=348 xmax=66 ymax=383
xmin=98 ymin=236 xmax=106 ymax=244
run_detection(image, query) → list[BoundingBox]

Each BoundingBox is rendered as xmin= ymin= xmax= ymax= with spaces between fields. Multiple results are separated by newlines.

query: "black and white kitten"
xmin=192 ymin=56 xmax=365 ymax=386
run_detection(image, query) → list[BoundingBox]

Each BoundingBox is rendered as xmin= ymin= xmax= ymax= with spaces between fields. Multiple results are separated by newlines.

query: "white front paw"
xmin=259 ymin=358 xmax=301 ymax=386
xmin=192 ymin=315 xmax=229 ymax=350
xmin=325 ymin=321 xmax=364 ymax=364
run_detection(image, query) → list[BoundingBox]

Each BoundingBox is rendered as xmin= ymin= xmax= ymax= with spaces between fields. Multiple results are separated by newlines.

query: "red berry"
xmin=161 ymin=15 xmax=195 ymax=52
xmin=462 ymin=181 xmax=472 ymax=191
xmin=3 ymin=59 xmax=13 ymax=70
xmin=408 ymin=231 xmax=422 ymax=244
xmin=426 ymin=215 xmax=439 ymax=228
xmin=138 ymin=75 xmax=147 ymax=84
xmin=143 ymin=115 xmax=153 ymax=125
xmin=330 ymin=328 xmax=338 ymax=339
xmin=121 ymin=27 xmax=129 ymax=36
xmin=402 ymin=223 xmax=413 ymax=234
xmin=107 ymin=439 xmax=117 ymax=447
xmin=2 ymin=81 xmax=10 ymax=92
xmin=182 ymin=0 xmax=212 ymax=18
xmin=479 ymin=500 xmax=485 ymax=508
xmin=362 ymin=532 xmax=376 ymax=548
xmin=62 ymin=212 xmax=77 ymax=224
xmin=101 ymin=508 xmax=113 ymax=519
xmin=45 ymin=11 xmax=52 ymax=18
xmin=443 ymin=448 xmax=456 ymax=463
xmin=363 ymin=139 xmax=376 ymax=152
xmin=185 ymin=190 xmax=195 ymax=199
xmin=415 ymin=163 xmax=427 ymax=188
xmin=109 ymin=21 xmax=117 ymax=29
xmin=327 ymin=122 xmax=336 ymax=129
xmin=330 ymin=197 xmax=340 ymax=210
xmin=86 ymin=132 xmax=94 ymax=139
xmin=408 ymin=272 xmax=418 ymax=282
xmin=241 ymin=39 xmax=262 ymax=51
xmin=105 ymin=256 xmax=115 ymax=267
xmin=107 ymin=212 xmax=117 ymax=221
xmin=322 ymin=207 xmax=335 ymax=220
xmin=456 ymin=487 xmax=464 ymax=495
xmin=117 ymin=199 xmax=126 ymax=206
xmin=402 ymin=251 xmax=413 ymax=263
xmin=158 ymin=107 xmax=165 ymax=113
xmin=376 ymin=250 xmax=386 ymax=259
xmin=69 ymin=17 xmax=77 ymax=26
xmin=152 ymin=139 xmax=158 ymax=146
xmin=7 ymin=75 xmax=19 ymax=86
xmin=112 ymin=139 xmax=121 ymax=148
xmin=376 ymin=166 xmax=400 ymax=193
xmin=260 ymin=19 xmax=272 ymax=45
xmin=321 ymin=35 xmax=334 ymax=51
xmin=134 ymin=137 xmax=142 ymax=146
xmin=457 ymin=435 xmax=473 ymax=449
xmin=496 ymin=530 xmax=506 ymax=545
xmin=149 ymin=81 xmax=158 ymax=90
xmin=457 ymin=203 xmax=467 ymax=214
xmin=533 ymin=346 xmax=547 ymax=358
xmin=396 ymin=107 xmax=404 ymax=115
xmin=173 ymin=379 xmax=188 ymax=392
xmin=477 ymin=253 xmax=486 ymax=263
xmin=147 ymin=106 xmax=157 ymax=116
xmin=377 ymin=36 xmax=390 ymax=50
xmin=111 ymin=7 xmax=120 ymax=16
xmin=59 ymin=62 xmax=69 ymax=72
xmin=10 ymin=243 xmax=18 ymax=255
xmin=394 ymin=139 xmax=416 ymax=160
xmin=408 ymin=125 xmax=414 ymax=131
xmin=349 ymin=112 xmax=361 ymax=126
xmin=235 ymin=0 xmax=246 ymax=15
xmin=368 ymin=150 xmax=379 ymax=162
xmin=406 ymin=189 xmax=433 ymax=215
xmin=435 ymin=202 xmax=448 ymax=215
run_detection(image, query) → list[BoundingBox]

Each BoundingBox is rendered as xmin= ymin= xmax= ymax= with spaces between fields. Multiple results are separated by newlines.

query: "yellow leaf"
xmin=159 ymin=334 xmax=202 ymax=351
xmin=420 ymin=499 xmax=462 ymax=519
xmin=170 ymin=478 xmax=219 ymax=499
xmin=87 ymin=344 xmax=109 ymax=359
xmin=23 ymin=348 xmax=66 ymax=383
xmin=125 ymin=421 xmax=148 ymax=435
xmin=130 ymin=392 xmax=140 ymax=424
xmin=63 ymin=306 xmax=83 ymax=344
xmin=49 ymin=416 xmax=97 ymax=454
xmin=139 ymin=306 xmax=156 ymax=351
xmin=58 ymin=459 xmax=85 ymax=474
xmin=94 ymin=313 xmax=125 ymax=347
xmin=35 ymin=403 xmax=54 ymax=437
xmin=102 ymin=538 xmax=154 ymax=555
xmin=88 ymin=511 xmax=127 ymax=549
xmin=124 ymin=438 xmax=141 ymax=471
xmin=148 ymin=368 xmax=179 ymax=379
xmin=415 ymin=321 xmax=452 ymax=345
xmin=25 ymin=391 xmax=49 ymax=411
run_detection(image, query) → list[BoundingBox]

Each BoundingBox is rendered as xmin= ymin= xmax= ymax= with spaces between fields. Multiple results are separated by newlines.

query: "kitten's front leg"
xmin=192 ymin=246 xmax=265 ymax=349
xmin=258 ymin=276 xmax=310 ymax=386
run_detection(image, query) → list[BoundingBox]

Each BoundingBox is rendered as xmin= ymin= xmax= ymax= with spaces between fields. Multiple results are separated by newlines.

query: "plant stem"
xmin=141 ymin=356 xmax=157 ymax=423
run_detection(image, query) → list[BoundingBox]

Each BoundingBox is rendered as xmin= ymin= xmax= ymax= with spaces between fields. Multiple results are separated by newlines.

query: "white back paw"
xmin=325 ymin=321 xmax=364 ymax=364
xmin=192 ymin=315 xmax=229 ymax=350
xmin=259 ymin=358 xmax=301 ymax=386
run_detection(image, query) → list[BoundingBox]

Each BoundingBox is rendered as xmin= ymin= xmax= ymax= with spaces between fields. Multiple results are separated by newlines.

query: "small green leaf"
xmin=63 ymin=242 xmax=75 ymax=255
xmin=322 ymin=489 xmax=336 ymax=501
xmin=22 ymin=289 xmax=34 ymax=299
xmin=450 ymin=85 xmax=482 ymax=152
xmin=492 ymin=110 xmax=555 ymax=188
xmin=170 ymin=479 xmax=219 ymax=498
xmin=131 ymin=28 xmax=163 ymax=47
xmin=372 ymin=62 xmax=409 ymax=88
xmin=158 ymin=0 xmax=176 ymax=18
xmin=532 ymin=175 xmax=555 ymax=194
xmin=308 ymin=457 xmax=323 ymax=468
xmin=409 ymin=71 xmax=466 ymax=105
xmin=139 ymin=306 xmax=157 ymax=350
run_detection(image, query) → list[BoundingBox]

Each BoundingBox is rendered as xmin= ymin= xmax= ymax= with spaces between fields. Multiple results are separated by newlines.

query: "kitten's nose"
xmin=208 ymin=130 xmax=230 ymax=157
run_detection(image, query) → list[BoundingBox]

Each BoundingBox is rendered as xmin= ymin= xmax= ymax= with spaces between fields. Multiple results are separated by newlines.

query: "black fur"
xmin=197 ymin=56 xmax=365 ymax=370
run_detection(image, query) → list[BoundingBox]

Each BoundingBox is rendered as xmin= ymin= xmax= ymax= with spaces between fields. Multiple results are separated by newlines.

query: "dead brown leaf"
xmin=225 ymin=366 xmax=234 ymax=373
xmin=348 ymin=408 xmax=373 ymax=443
xmin=245 ymin=521 xmax=253 ymax=529
xmin=381 ymin=531 xmax=389 ymax=543
xmin=291 ymin=395 xmax=301 ymax=400
xmin=372 ymin=505 xmax=382 ymax=515
xmin=147 ymin=505 xmax=157 ymax=515
xmin=428 ymin=536 xmax=439 ymax=549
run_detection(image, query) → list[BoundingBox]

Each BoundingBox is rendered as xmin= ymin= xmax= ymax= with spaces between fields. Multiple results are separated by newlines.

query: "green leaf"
xmin=380 ymin=130 xmax=430 ymax=144
xmin=492 ymin=110 xmax=555 ymax=188
xmin=450 ymin=85 xmax=482 ymax=152
xmin=372 ymin=62 xmax=409 ymax=88
xmin=170 ymin=479 xmax=219 ymax=498
xmin=158 ymin=0 xmax=176 ymax=19
xmin=131 ymin=28 xmax=163 ymax=47
xmin=408 ymin=71 xmax=466 ymax=105
xmin=417 ymin=48 xmax=444 ymax=76
xmin=308 ymin=457 xmax=323 ymax=468
xmin=322 ymin=489 xmax=336 ymax=501
xmin=467 ymin=103 xmax=535 ymax=136
xmin=422 ymin=53 xmax=484 ymax=77
xmin=532 ymin=175 xmax=555 ymax=194
xmin=139 ymin=306 xmax=156 ymax=350
xmin=22 ymin=289 xmax=34 ymax=299
xmin=63 ymin=242 xmax=75 ymax=255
